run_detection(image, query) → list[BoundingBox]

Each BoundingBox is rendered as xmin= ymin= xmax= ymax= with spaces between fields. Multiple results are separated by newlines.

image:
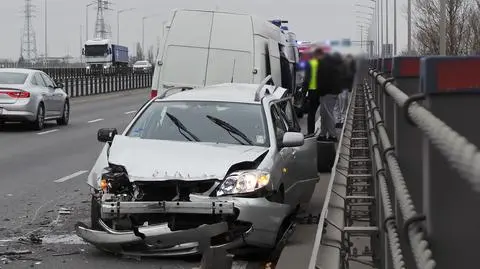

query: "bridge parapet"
xmin=305 ymin=55 xmax=480 ymax=269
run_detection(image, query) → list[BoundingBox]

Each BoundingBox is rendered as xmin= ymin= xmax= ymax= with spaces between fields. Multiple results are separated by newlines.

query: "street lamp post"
xmin=117 ymin=8 xmax=135 ymax=44
xmin=439 ymin=0 xmax=446 ymax=55
xmin=44 ymin=0 xmax=47 ymax=59
xmin=85 ymin=2 xmax=95 ymax=41
xmin=142 ymin=14 xmax=162 ymax=57
xmin=394 ymin=0 xmax=397 ymax=55
xmin=407 ymin=0 xmax=412 ymax=54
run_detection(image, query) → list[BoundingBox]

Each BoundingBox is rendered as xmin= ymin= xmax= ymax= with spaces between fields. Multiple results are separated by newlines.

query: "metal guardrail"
xmin=308 ymin=61 xmax=480 ymax=268
xmin=61 ymin=73 xmax=153 ymax=98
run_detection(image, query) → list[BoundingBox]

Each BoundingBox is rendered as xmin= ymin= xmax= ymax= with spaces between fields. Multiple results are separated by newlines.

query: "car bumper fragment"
xmin=100 ymin=199 xmax=235 ymax=220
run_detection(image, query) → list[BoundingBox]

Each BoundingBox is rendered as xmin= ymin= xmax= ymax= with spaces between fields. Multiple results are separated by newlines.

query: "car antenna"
xmin=230 ymin=59 xmax=236 ymax=83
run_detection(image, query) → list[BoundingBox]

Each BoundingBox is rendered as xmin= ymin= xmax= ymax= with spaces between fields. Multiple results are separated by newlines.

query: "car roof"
xmin=0 ymin=68 xmax=38 ymax=75
xmin=159 ymin=83 xmax=287 ymax=104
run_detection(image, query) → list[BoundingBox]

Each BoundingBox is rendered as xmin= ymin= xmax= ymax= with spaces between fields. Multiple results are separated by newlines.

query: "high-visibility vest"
xmin=308 ymin=59 xmax=319 ymax=90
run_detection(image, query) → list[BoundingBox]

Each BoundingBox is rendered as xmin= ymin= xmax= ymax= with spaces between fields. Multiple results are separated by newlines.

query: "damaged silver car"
xmin=76 ymin=80 xmax=320 ymax=257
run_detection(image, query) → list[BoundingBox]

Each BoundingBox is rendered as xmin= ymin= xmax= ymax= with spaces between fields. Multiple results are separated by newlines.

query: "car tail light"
xmin=150 ymin=89 xmax=158 ymax=99
xmin=1 ymin=90 xmax=30 ymax=98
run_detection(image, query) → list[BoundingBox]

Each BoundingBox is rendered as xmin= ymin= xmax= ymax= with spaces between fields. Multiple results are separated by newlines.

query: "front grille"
xmin=134 ymin=179 xmax=218 ymax=202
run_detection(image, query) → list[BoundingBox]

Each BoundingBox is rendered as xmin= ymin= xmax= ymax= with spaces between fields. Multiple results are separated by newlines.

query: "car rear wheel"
xmin=31 ymin=103 xmax=45 ymax=130
xmin=57 ymin=101 xmax=70 ymax=125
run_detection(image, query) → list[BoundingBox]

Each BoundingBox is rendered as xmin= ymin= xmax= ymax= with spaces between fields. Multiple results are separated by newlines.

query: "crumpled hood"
xmin=107 ymin=135 xmax=269 ymax=181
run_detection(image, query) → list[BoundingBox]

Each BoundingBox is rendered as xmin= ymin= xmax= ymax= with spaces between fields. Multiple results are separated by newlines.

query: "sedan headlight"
xmin=217 ymin=170 xmax=270 ymax=196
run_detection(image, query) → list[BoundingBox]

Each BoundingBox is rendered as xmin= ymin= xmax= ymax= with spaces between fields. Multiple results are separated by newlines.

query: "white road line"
xmin=37 ymin=129 xmax=59 ymax=135
xmin=87 ymin=118 xmax=104 ymax=123
xmin=124 ymin=110 xmax=136 ymax=115
xmin=54 ymin=170 xmax=88 ymax=183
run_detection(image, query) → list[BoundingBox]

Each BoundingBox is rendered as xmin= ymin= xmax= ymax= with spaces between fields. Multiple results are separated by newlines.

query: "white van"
xmin=150 ymin=9 xmax=298 ymax=98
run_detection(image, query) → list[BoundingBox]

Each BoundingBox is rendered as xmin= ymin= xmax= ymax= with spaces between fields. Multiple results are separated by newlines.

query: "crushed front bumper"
xmin=76 ymin=195 xmax=249 ymax=256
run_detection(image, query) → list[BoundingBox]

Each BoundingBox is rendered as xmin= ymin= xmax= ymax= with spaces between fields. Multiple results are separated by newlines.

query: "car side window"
xmin=277 ymin=99 xmax=301 ymax=132
xmin=40 ymin=73 xmax=54 ymax=88
xmin=34 ymin=73 xmax=46 ymax=87
xmin=271 ymin=104 xmax=288 ymax=145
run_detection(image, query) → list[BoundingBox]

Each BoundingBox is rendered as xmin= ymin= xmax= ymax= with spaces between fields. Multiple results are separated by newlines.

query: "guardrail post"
xmin=390 ymin=56 xmax=422 ymax=269
xmin=420 ymin=56 xmax=480 ymax=269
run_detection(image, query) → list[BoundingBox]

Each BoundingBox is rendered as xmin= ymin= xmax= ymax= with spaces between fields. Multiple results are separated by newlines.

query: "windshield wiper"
xmin=206 ymin=115 xmax=254 ymax=145
xmin=165 ymin=112 xmax=200 ymax=142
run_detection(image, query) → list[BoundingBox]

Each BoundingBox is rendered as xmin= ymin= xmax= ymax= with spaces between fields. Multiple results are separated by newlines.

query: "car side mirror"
xmin=55 ymin=83 xmax=64 ymax=88
xmin=282 ymin=132 xmax=304 ymax=147
xmin=98 ymin=128 xmax=118 ymax=143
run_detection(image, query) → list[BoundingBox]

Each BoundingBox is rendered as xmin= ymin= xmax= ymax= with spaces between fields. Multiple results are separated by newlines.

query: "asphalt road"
xmin=0 ymin=89 xmax=329 ymax=269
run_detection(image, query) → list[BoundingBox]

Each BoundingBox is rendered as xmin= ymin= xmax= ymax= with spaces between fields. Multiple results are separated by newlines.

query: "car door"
xmin=40 ymin=73 xmax=62 ymax=116
xmin=278 ymin=98 xmax=318 ymax=205
xmin=269 ymin=102 xmax=296 ymax=206
xmin=32 ymin=72 xmax=54 ymax=116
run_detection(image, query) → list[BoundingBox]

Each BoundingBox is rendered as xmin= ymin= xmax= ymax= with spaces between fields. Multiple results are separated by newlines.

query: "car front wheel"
xmin=57 ymin=101 xmax=70 ymax=125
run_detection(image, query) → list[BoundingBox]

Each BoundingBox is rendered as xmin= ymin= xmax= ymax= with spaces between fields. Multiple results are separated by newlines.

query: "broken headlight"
xmin=216 ymin=170 xmax=270 ymax=196
xmin=100 ymin=165 xmax=132 ymax=195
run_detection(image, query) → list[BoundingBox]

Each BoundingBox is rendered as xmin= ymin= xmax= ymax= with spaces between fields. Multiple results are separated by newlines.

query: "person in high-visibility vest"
xmin=303 ymin=47 xmax=324 ymax=134
xmin=302 ymin=47 xmax=342 ymax=139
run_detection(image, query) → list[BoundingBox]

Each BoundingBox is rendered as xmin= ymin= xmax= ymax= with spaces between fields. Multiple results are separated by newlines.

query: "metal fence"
xmin=61 ymin=73 xmax=153 ymax=98
xmin=308 ymin=56 xmax=480 ymax=269
xmin=0 ymin=65 xmax=153 ymax=98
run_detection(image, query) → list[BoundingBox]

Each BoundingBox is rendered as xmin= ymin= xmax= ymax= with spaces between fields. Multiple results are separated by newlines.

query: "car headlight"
xmin=217 ymin=170 xmax=270 ymax=196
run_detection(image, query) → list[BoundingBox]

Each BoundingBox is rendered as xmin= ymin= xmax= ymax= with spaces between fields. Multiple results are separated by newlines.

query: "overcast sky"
xmin=0 ymin=0 xmax=409 ymax=60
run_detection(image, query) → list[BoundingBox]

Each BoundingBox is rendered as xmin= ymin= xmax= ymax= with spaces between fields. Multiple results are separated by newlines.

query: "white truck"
xmin=82 ymin=38 xmax=129 ymax=75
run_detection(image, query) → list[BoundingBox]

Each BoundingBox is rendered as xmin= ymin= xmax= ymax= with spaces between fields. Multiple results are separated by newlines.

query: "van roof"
xmin=170 ymin=9 xmax=283 ymax=42
xmin=160 ymin=83 xmax=286 ymax=104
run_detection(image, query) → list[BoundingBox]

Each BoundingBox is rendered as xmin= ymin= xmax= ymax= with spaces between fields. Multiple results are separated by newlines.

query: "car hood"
xmin=107 ymin=135 xmax=269 ymax=182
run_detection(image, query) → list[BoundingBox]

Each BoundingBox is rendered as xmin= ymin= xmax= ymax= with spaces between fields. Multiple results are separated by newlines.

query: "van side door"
xmin=267 ymin=39 xmax=282 ymax=87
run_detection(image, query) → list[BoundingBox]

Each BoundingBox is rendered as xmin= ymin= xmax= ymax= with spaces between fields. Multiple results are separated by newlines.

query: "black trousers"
xmin=307 ymin=90 xmax=320 ymax=134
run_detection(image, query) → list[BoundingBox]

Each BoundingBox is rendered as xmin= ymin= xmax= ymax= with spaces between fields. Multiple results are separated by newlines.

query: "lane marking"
xmin=54 ymin=170 xmax=88 ymax=183
xmin=87 ymin=118 xmax=104 ymax=123
xmin=124 ymin=110 xmax=136 ymax=115
xmin=37 ymin=129 xmax=59 ymax=135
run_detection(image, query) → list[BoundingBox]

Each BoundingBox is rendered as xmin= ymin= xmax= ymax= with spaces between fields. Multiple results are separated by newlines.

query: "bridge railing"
xmin=308 ymin=55 xmax=480 ymax=269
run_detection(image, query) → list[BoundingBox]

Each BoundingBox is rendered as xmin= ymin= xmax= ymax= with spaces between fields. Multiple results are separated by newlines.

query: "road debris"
xmin=52 ymin=251 xmax=80 ymax=257
xmin=58 ymin=208 xmax=72 ymax=215
xmin=0 ymin=249 xmax=32 ymax=255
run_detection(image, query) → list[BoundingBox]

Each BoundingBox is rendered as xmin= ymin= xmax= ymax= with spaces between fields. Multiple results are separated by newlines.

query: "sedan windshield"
xmin=0 ymin=72 xmax=28 ymax=84
xmin=126 ymin=101 xmax=269 ymax=147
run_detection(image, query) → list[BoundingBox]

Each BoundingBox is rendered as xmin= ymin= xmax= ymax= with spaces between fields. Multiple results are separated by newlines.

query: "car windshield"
xmin=0 ymin=72 xmax=28 ymax=84
xmin=126 ymin=101 xmax=270 ymax=147
xmin=135 ymin=61 xmax=148 ymax=65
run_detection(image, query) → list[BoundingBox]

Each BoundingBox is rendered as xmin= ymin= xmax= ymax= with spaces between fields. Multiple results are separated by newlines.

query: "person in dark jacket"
xmin=335 ymin=54 xmax=356 ymax=127
xmin=302 ymin=48 xmax=342 ymax=139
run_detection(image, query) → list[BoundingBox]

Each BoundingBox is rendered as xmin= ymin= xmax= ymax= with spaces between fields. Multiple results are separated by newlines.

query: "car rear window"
xmin=0 ymin=72 xmax=28 ymax=84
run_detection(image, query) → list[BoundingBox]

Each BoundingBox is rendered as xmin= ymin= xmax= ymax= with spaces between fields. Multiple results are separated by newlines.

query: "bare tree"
xmin=136 ymin=42 xmax=144 ymax=60
xmin=147 ymin=46 xmax=154 ymax=64
xmin=413 ymin=0 xmax=473 ymax=55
